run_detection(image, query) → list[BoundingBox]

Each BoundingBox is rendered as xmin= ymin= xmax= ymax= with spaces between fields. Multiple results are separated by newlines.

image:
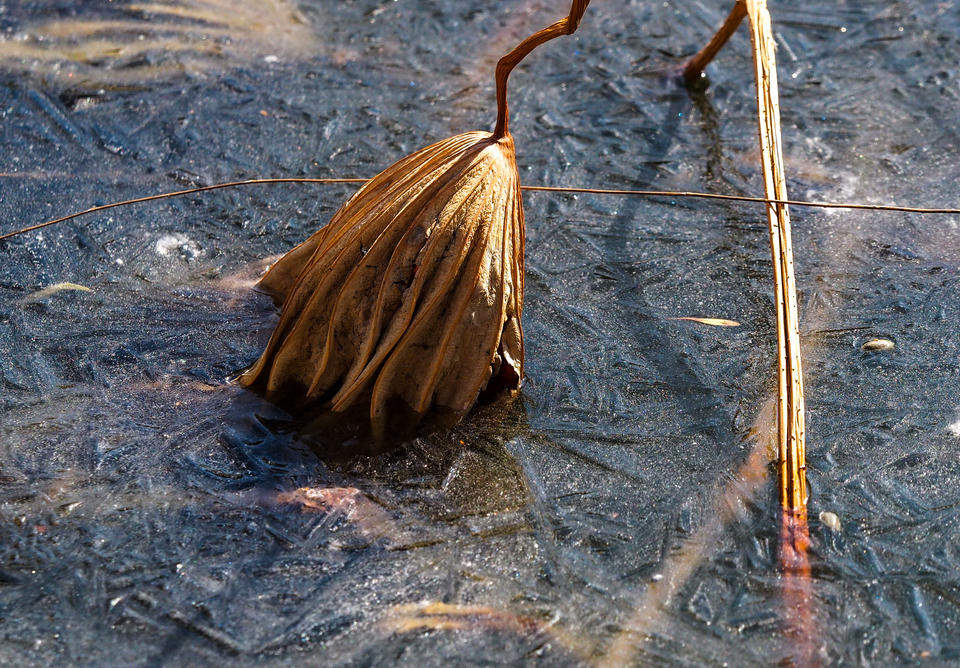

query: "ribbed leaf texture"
xmin=240 ymin=131 xmax=524 ymax=432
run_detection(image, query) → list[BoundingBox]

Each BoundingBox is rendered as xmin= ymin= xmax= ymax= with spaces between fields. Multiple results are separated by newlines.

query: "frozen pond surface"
xmin=2 ymin=0 xmax=960 ymax=664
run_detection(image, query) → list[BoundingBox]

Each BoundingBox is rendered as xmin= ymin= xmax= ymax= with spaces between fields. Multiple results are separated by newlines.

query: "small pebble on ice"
xmin=819 ymin=511 xmax=841 ymax=532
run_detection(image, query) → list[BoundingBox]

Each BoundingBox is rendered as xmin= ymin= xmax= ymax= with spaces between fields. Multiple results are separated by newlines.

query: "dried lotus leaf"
xmin=240 ymin=0 xmax=590 ymax=435
xmin=239 ymin=132 xmax=524 ymax=430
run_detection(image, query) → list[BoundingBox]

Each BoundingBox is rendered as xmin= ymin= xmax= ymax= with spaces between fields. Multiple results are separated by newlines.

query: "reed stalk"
xmin=680 ymin=3 xmax=819 ymax=662
xmin=683 ymin=1 xmax=815 ymax=661
xmin=744 ymin=6 xmax=815 ymax=662
xmin=683 ymin=0 xmax=810 ymax=545
xmin=742 ymin=0 xmax=808 ymax=533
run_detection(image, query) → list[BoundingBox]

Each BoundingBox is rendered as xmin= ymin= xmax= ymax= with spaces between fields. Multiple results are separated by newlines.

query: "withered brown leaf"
xmin=240 ymin=132 xmax=524 ymax=429
xmin=240 ymin=1 xmax=591 ymax=433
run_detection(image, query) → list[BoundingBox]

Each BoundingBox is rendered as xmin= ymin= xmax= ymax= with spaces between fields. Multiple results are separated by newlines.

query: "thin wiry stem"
xmin=3 ymin=178 xmax=959 ymax=242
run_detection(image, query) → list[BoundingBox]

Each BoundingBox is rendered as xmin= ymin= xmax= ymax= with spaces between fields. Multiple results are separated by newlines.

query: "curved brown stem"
xmin=682 ymin=1 xmax=747 ymax=83
xmin=492 ymin=0 xmax=590 ymax=139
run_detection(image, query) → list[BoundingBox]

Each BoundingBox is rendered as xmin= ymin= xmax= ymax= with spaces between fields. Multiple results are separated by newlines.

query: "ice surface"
xmin=1 ymin=0 xmax=960 ymax=664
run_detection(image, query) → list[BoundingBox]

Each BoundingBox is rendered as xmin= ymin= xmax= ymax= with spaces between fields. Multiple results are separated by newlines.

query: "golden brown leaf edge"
xmin=238 ymin=131 xmax=525 ymax=438
xmin=239 ymin=1 xmax=591 ymax=442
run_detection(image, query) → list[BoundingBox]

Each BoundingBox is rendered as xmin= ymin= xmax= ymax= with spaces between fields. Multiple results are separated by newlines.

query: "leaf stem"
xmin=492 ymin=0 xmax=590 ymax=139
xmin=682 ymin=1 xmax=747 ymax=82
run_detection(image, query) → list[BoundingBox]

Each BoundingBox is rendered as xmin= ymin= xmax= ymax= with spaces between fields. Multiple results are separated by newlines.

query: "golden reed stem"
xmin=681 ymin=4 xmax=816 ymax=663
xmin=744 ymin=1 xmax=816 ymax=662
xmin=743 ymin=0 xmax=806 ymax=522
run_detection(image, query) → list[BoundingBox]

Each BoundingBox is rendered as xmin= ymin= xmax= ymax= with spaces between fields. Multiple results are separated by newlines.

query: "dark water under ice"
xmin=2 ymin=0 xmax=960 ymax=664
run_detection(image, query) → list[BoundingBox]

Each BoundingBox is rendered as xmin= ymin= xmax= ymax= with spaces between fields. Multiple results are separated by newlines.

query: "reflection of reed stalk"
xmin=0 ymin=0 xmax=317 ymax=88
